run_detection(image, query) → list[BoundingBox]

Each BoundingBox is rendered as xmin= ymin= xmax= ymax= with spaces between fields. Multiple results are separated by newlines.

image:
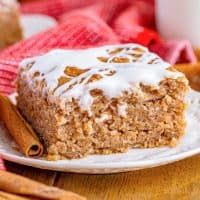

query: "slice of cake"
xmin=17 ymin=44 xmax=189 ymax=160
xmin=0 ymin=0 xmax=22 ymax=48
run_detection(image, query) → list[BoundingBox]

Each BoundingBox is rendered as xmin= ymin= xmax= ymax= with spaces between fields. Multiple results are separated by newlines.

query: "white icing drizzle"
xmin=118 ymin=103 xmax=128 ymax=117
xmin=19 ymin=44 xmax=185 ymax=114
xmin=95 ymin=114 xmax=110 ymax=123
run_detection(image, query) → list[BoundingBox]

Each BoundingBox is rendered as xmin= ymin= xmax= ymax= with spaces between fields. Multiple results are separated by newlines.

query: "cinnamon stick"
xmin=174 ymin=63 xmax=200 ymax=91
xmin=0 ymin=94 xmax=43 ymax=157
xmin=0 ymin=171 xmax=86 ymax=200
xmin=194 ymin=48 xmax=200 ymax=61
xmin=0 ymin=191 xmax=29 ymax=200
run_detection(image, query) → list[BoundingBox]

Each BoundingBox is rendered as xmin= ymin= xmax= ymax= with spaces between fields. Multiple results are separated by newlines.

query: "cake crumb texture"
xmin=17 ymin=44 xmax=189 ymax=159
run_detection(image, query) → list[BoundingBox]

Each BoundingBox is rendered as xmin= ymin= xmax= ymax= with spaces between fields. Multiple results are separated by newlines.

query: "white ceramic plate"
xmin=21 ymin=14 xmax=57 ymax=38
xmin=0 ymin=90 xmax=200 ymax=174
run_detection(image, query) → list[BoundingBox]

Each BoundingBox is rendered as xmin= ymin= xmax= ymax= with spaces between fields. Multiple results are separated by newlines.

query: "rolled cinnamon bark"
xmin=0 ymin=94 xmax=43 ymax=157
xmin=0 ymin=191 xmax=29 ymax=200
xmin=174 ymin=63 xmax=200 ymax=91
xmin=0 ymin=171 xmax=85 ymax=200
xmin=194 ymin=49 xmax=200 ymax=61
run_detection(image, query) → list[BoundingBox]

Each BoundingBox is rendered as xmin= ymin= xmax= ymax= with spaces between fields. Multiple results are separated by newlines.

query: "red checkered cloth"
xmin=21 ymin=0 xmax=132 ymax=20
xmin=21 ymin=0 xmax=96 ymax=19
xmin=20 ymin=0 xmax=197 ymax=64
xmin=0 ymin=0 xmax=197 ymax=169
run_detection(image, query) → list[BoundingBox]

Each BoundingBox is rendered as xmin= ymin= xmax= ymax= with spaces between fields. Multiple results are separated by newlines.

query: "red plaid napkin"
xmin=0 ymin=0 xmax=197 ymax=169
xmin=21 ymin=0 xmax=96 ymax=19
xmin=20 ymin=0 xmax=196 ymax=64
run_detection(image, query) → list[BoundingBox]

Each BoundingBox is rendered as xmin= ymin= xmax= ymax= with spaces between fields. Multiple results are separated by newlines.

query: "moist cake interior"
xmin=17 ymin=44 xmax=189 ymax=160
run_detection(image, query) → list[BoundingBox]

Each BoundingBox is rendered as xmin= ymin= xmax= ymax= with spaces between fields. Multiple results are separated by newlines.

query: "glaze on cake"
xmin=17 ymin=44 xmax=189 ymax=160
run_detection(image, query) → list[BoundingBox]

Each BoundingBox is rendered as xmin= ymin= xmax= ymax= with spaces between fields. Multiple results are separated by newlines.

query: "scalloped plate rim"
xmin=0 ymin=147 xmax=200 ymax=170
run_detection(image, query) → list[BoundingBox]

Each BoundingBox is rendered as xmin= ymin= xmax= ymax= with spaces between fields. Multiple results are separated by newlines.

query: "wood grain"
xmin=0 ymin=170 xmax=85 ymax=200
xmin=174 ymin=63 xmax=200 ymax=91
xmin=195 ymin=49 xmax=200 ymax=61
xmin=5 ymin=154 xmax=200 ymax=200
xmin=5 ymin=162 xmax=57 ymax=186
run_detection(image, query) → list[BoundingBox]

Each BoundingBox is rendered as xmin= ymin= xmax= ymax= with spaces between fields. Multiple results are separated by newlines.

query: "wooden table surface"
xmin=5 ymin=154 xmax=200 ymax=200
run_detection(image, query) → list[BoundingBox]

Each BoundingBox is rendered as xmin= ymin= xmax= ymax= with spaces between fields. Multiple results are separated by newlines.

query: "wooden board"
xmin=5 ymin=154 xmax=200 ymax=200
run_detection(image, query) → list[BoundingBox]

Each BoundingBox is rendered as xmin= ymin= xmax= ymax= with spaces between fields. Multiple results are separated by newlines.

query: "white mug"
xmin=156 ymin=0 xmax=200 ymax=48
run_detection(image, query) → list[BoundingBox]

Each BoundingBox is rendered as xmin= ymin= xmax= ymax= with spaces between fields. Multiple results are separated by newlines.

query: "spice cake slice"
xmin=17 ymin=44 xmax=189 ymax=160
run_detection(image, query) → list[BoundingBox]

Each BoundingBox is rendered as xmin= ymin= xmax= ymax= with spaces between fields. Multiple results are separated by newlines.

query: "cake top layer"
xmin=21 ymin=43 xmax=168 ymax=71
xmin=20 ymin=44 xmax=185 ymax=112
